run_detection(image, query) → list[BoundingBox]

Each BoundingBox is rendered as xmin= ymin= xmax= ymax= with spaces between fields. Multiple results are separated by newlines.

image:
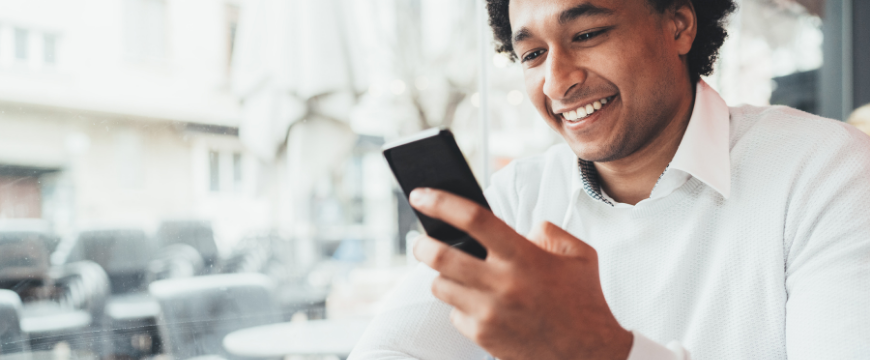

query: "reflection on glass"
xmin=0 ymin=0 xmax=858 ymax=359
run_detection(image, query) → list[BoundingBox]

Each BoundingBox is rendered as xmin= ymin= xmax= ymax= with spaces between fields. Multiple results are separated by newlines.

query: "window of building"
xmin=115 ymin=131 xmax=144 ymax=189
xmin=14 ymin=28 xmax=28 ymax=60
xmin=124 ymin=0 xmax=167 ymax=61
xmin=209 ymin=150 xmax=220 ymax=192
xmin=43 ymin=34 xmax=56 ymax=65
xmin=232 ymin=152 xmax=242 ymax=190
xmin=226 ymin=4 xmax=240 ymax=71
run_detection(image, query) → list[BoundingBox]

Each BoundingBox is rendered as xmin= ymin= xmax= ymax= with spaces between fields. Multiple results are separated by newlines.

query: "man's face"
xmin=509 ymin=0 xmax=691 ymax=162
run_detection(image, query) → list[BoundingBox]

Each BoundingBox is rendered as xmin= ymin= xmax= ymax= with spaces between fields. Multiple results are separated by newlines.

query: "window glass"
xmin=707 ymin=0 xmax=827 ymax=117
xmin=0 ymin=1 xmax=846 ymax=359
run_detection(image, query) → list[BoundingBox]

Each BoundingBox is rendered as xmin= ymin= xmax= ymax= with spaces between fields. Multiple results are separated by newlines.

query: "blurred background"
xmin=0 ymin=0 xmax=867 ymax=359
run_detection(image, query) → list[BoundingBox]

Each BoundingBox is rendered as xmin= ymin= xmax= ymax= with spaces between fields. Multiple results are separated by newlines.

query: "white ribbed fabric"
xmin=349 ymin=105 xmax=870 ymax=359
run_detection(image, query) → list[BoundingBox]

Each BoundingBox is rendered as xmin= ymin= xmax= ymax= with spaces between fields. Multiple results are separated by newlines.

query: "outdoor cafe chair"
xmin=0 ymin=289 xmax=27 ymax=354
xmin=149 ymin=273 xmax=282 ymax=360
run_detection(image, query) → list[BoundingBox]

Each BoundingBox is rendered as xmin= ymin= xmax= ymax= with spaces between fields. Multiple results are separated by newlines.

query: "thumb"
xmin=526 ymin=221 xmax=593 ymax=257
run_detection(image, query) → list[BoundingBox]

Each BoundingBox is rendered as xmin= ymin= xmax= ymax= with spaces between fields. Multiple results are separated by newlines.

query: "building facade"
xmin=0 ymin=0 xmax=279 ymax=250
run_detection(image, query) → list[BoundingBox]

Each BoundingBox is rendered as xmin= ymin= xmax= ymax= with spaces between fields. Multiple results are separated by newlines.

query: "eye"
xmin=521 ymin=49 xmax=546 ymax=63
xmin=573 ymin=28 xmax=608 ymax=42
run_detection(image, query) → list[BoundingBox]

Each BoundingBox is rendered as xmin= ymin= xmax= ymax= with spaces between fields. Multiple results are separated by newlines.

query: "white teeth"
xmin=561 ymin=96 xmax=613 ymax=121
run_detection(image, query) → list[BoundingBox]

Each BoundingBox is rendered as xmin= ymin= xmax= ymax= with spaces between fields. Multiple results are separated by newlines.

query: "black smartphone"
xmin=383 ymin=128 xmax=489 ymax=260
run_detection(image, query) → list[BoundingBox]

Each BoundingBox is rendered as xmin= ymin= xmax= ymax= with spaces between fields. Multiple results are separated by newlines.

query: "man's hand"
xmin=410 ymin=188 xmax=633 ymax=360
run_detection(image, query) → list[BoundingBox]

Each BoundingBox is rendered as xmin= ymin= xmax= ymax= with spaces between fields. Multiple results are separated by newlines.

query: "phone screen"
xmin=383 ymin=128 xmax=488 ymax=259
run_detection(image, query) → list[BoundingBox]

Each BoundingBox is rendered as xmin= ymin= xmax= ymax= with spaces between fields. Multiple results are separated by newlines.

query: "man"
xmin=350 ymin=0 xmax=870 ymax=359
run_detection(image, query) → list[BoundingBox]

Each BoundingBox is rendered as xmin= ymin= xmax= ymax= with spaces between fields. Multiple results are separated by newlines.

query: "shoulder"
xmin=729 ymin=105 xmax=870 ymax=170
xmin=729 ymin=106 xmax=870 ymax=235
xmin=731 ymin=105 xmax=870 ymax=152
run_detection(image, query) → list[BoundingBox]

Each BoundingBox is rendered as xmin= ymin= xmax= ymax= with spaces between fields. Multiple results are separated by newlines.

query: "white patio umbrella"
xmin=231 ymin=0 xmax=367 ymax=266
xmin=232 ymin=0 xmax=365 ymax=161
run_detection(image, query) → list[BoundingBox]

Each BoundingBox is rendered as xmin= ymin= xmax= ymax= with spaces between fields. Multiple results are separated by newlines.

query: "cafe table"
xmin=223 ymin=318 xmax=370 ymax=358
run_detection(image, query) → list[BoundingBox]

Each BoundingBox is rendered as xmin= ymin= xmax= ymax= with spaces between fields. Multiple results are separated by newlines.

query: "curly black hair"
xmin=486 ymin=0 xmax=737 ymax=84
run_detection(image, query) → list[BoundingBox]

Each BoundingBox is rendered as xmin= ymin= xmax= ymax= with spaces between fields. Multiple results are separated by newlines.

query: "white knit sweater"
xmin=349 ymin=104 xmax=870 ymax=359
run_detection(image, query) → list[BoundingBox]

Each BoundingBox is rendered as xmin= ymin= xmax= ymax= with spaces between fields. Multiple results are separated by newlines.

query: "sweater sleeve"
xmin=346 ymin=264 xmax=487 ymax=360
xmin=781 ymin=126 xmax=870 ymax=359
xmin=347 ymin=164 xmax=521 ymax=360
xmin=625 ymin=332 xmax=691 ymax=360
xmin=483 ymin=161 xmax=519 ymax=228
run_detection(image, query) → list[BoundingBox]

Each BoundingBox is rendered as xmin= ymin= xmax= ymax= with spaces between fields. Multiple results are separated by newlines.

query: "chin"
xmin=566 ymin=141 xmax=607 ymax=162
xmin=562 ymin=134 xmax=626 ymax=163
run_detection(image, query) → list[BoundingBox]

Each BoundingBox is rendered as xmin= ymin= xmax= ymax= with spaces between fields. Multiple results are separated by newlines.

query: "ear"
xmin=671 ymin=1 xmax=697 ymax=56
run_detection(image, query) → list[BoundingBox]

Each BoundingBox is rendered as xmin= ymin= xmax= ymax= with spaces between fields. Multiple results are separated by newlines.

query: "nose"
xmin=542 ymin=47 xmax=586 ymax=101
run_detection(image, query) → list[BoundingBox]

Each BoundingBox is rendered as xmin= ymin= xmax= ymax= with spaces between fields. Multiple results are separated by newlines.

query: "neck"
xmin=595 ymin=84 xmax=695 ymax=205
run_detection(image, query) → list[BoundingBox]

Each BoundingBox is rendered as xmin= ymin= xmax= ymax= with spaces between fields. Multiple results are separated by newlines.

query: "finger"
xmin=431 ymin=275 xmax=489 ymax=315
xmin=413 ymin=235 xmax=493 ymax=290
xmin=449 ymin=308 xmax=482 ymax=346
xmin=409 ymin=188 xmax=529 ymax=259
xmin=527 ymin=221 xmax=595 ymax=258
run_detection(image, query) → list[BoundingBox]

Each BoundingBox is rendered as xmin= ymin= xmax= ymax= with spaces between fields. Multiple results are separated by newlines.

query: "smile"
xmin=559 ymin=95 xmax=617 ymax=122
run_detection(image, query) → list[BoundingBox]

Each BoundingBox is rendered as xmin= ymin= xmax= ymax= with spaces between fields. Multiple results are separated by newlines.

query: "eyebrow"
xmin=512 ymin=3 xmax=614 ymax=44
xmin=559 ymin=3 xmax=613 ymax=25
xmin=513 ymin=28 xmax=532 ymax=43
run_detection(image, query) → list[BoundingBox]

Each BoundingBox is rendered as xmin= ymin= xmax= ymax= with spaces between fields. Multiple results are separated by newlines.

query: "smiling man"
xmin=350 ymin=0 xmax=870 ymax=359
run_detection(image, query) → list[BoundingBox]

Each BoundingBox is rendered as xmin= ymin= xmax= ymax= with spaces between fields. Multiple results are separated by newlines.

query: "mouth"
xmin=556 ymin=94 xmax=618 ymax=123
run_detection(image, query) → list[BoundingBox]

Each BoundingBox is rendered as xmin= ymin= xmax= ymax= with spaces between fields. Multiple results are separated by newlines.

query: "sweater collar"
xmin=574 ymin=79 xmax=731 ymax=204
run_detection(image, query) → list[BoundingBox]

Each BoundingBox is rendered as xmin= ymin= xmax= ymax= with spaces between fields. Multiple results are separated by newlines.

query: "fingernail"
xmin=409 ymin=188 xmax=430 ymax=207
